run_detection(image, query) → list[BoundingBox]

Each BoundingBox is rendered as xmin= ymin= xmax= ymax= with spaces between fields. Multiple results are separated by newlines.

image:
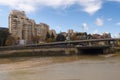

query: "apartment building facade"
xmin=9 ymin=10 xmax=56 ymax=44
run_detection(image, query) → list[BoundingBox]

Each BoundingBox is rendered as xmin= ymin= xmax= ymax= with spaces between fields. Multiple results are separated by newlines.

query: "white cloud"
xmin=107 ymin=18 xmax=112 ymax=21
xmin=0 ymin=0 xmax=36 ymax=12
xmin=116 ymin=22 xmax=120 ymax=26
xmin=78 ymin=0 xmax=102 ymax=15
xmin=0 ymin=0 xmax=103 ymax=14
xmin=82 ymin=22 xmax=88 ymax=31
xmin=96 ymin=17 xmax=103 ymax=26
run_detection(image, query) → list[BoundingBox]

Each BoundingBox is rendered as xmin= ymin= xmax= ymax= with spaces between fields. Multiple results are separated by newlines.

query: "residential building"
xmin=9 ymin=10 xmax=50 ymax=44
xmin=9 ymin=10 xmax=36 ymax=44
xmin=36 ymin=23 xmax=49 ymax=41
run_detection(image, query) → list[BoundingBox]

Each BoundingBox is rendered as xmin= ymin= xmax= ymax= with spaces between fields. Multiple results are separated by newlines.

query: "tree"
xmin=47 ymin=38 xmax=53 ymax=42
xmin=56 ymin=34 xmax=66 ymax=41
xmin=0 ymin=29 xmax=10 ymax=46
xmin=45 ymin=32 xmax=56 ymax=42
xmin=50 ymin=32 xmax=55 ymax=42
xmin=45 ymin=32 xmax=51 ymax=41
xmin=51 ymin=32 xmax=55 ymax=39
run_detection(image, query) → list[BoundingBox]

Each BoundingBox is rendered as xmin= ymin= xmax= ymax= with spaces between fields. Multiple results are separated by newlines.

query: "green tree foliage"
xmin=56 ymin=34 xmax=66 ymax=41
xmin=50 ymin=32 xmax=55 ymax=42
xmin=45 ymin=32 xmax=51 ymax=42
xmin=46 ymin=32 xmax=51 ymax=40
xmin=0 ymin=29 xmax=10 ymax=46
xmin=47 ymin=38 xmax=53 ymax=42
xmin=51 ymin=32 xmax=55 ymax=39
xmin=45 ymin=32 xmax=56 ymax=42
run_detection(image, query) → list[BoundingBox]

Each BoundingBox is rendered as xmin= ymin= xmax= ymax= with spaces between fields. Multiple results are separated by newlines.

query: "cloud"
xmin=78 ymin=0 xmax=102 ymax=15
xmin=116 ymin=22 xmax=120 ymax=26
xmin=96 ymin=17 xmax=103 ymax=26
xmin=0 ymin=0 xmax=103 ymax=14
xmin=0 ymin=0 xmax=36 ymax=12
xmin=82 ymin=22 xmax=89 ymax=31
xmin=107 ymin=18 xmax=112 ymax=21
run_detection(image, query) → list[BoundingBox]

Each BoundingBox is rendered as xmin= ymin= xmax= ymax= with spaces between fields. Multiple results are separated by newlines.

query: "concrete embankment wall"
xmin=0 ymin=48 xmax=79 ymax=57
xmin=0 ymin=46 xmax=120 ymax=57
xmin=110 ymin=47 xmax=120 ymax=53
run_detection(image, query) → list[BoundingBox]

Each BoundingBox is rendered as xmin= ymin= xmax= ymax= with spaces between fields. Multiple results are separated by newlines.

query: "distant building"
xmin=75 ymin=32 xmax=87 ymax=40
xmin=60 ymin=32 xmax=67 ymax=37
xmin=67 ymin=29 xmax=74 ymax=39
xmin=92 ymin=34 xmax=101 ymax=39
xmin=36 ymin=23 xmax=50 ymax=41
xmin=102 ymin=33 xmax=111 ymax=38
xmin=9 ymin=10 xmax=51 ymax=44
xmin=92 ymin=33 xmax=111 ymax=39
xmin=68 ymin=29 xmax=74 ymax=34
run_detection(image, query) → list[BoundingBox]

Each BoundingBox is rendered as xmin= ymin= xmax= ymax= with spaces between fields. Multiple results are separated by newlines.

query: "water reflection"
xmin=0 ymin=54 xmax=120 ymax=80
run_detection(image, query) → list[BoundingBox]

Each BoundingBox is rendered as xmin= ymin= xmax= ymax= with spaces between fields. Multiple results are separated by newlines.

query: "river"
xmin=0 ymin=53 xmax=120 ymax=80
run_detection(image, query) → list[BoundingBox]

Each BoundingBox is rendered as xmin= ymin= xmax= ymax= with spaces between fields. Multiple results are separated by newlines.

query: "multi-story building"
xmin=9 ymin=10 xmax=36 ymax=44
xmin=68 ymin=29 xmax=74 ymax=34
xmin=36 ymin=23 xmax=50 ymax=41
xmin=9 ymin=10 xmax=51 ymax=44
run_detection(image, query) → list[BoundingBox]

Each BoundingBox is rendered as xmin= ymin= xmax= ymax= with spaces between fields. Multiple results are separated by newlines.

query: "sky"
xmin=0 ymin=0 xmax=120 ymax=38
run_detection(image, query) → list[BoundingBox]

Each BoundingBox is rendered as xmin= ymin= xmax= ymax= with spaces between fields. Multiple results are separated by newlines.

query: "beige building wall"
xmin=36 ymin=23 xmax=49 ymax=41
xmin=9 ymin=10 xmax=26 ymax=40
xmin=9 ymin=10 xmax=36 ymax=44
xmin=9 ymin=10 xmax=52 ymax=44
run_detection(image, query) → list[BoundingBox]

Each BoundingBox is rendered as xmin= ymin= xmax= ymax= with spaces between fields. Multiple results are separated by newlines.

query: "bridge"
xmin=0 ymin=38 xmax=120 ymax=57
xmin=25 ymin=38 xmax=120 ymax=47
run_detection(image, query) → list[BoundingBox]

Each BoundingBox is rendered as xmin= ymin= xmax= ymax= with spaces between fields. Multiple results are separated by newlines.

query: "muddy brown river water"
xmin=0 ymin=53 xmax=120 ymax=80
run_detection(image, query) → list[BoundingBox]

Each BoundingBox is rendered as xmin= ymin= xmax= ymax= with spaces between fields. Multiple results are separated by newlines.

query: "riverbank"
xmin=0 ymin=53 xmax=120 ymax=68
xmin=0 ymin=52 xmax=120 ymax=78
xmin=0 ymin=48 xmax=78 ymax=58
xmin=0 ymin=46 xmax=120 ymax=58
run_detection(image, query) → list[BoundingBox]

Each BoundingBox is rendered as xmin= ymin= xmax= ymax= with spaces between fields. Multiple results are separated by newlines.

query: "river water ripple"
xmin=0 ymin=54 xmax=120 ymax=80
